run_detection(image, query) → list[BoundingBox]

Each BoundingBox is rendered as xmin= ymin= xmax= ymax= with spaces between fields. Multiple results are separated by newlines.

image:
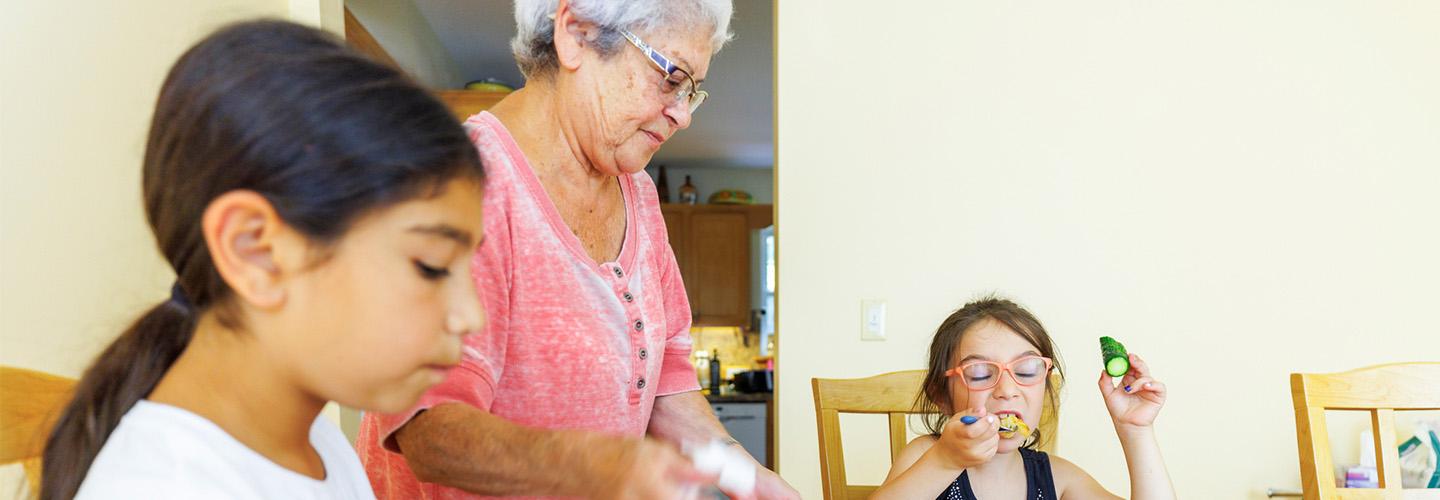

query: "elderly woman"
xmin=356 ymin=1 xmax=798 ymax=499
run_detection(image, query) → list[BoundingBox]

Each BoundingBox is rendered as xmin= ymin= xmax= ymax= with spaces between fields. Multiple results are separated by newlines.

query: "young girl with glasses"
xmin=873 ymin=296 xmax=1177 ymax=500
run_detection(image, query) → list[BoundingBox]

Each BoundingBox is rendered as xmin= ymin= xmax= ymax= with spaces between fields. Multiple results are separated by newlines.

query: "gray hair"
xmin=511 ymin=0 xmax=733 ymax=78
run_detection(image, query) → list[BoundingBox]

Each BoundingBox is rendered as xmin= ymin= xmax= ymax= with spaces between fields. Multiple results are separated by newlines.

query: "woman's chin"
xmin=612 ymin=145 xmax=659 ymax=174
xmin=616 ymin=158 xmax=653 ymax=175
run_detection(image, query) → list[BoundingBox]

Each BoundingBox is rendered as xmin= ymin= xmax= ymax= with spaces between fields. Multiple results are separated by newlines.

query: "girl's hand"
xmin=1098 ymin=353 xmax=1167 ymax=430
xmin=932 ymin=407 xmax=999 ymax=470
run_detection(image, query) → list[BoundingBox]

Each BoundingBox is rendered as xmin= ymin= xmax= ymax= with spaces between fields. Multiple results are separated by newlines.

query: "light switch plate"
xmin=861 ymin=299 xmax=886 ymax=341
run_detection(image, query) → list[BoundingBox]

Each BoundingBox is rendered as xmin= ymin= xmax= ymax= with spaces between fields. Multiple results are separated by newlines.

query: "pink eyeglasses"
xmin=945 ymin=356 xmax=1054 ymax=391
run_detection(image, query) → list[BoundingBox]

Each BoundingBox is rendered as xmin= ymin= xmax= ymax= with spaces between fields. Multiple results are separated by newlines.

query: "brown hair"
xmin=40 ymin=20 xmax=482 ymax=499
xmin=914 ymin=295 xmax=1065 ymax=450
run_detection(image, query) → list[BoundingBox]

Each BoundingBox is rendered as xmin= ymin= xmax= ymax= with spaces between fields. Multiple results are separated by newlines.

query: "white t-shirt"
xmin=75 ymin=400 xmax=374 ymax=499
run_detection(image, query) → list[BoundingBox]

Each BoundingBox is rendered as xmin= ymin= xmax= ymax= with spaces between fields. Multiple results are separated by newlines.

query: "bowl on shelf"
xmin=707 ymin=189 xmax=754 ymax=205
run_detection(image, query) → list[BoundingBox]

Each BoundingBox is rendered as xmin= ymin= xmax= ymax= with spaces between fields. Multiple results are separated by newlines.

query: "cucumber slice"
xmin=1100 ymin=336 xmax=1130 ymax=377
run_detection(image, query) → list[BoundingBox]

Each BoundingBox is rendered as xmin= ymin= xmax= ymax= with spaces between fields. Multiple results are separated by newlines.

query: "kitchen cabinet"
xmin=660 ymin=204 xmax=773 ymax=328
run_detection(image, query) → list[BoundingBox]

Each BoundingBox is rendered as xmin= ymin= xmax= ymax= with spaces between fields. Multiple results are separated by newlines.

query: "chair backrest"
xmin=1 ymin=366 xmax=77 ymax=497
xmin=812 ymin=370 xmax=1059 ymax=500
xmin=1290 ymin=362 xmax=1440 ymax=500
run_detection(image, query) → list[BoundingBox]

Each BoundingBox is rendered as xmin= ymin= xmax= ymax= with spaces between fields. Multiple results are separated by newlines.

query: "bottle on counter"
xmin=709 ymin=348 xmax=722 ymax=395
xmin=679 ymin=175 xmax=698 ymax=204
xmin=695 ymin=349 xmax=710 ymax=392
xmin=656 ymin=165 xmax=671 ymax=203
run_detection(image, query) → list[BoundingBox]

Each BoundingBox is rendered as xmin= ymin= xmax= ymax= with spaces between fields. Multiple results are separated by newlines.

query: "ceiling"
xmin=412 ymin=0 xmax=775 ymax=169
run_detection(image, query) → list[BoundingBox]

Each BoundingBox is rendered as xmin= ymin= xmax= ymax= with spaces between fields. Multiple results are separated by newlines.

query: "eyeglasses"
xmin=619 ymin=29 xmax=708 ymax=113
xmin=944 ymin=356 xmax=1054 ymax=391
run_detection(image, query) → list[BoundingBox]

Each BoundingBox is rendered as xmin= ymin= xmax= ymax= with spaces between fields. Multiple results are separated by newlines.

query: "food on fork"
xmin=997 ymin=414 xmax=1030 ymax=439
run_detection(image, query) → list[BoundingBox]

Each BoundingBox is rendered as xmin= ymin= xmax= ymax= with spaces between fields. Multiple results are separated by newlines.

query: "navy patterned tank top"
xmin=935 ymin=448 xmax=1059 ymax=500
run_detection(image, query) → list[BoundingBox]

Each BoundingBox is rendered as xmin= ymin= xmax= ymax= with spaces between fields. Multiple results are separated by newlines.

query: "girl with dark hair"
xmin=873 ymin=296 xmax=1177 ymax=500
xmin=40 ymin=19 xmax=486 ymax=499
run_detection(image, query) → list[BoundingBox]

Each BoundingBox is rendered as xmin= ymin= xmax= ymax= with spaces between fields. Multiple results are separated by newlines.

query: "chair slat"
xmin=888 ymin=413 xmax=907 ymax=462
xmin=1373 ymin=409 xmax=1402 ymax=490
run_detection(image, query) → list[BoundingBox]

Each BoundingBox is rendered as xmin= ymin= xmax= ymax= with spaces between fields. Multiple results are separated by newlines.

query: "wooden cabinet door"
xmin=660 ymin=207 xmax=694 ymax=303
xmin=688 ymin=211 xmax=751 ymax=326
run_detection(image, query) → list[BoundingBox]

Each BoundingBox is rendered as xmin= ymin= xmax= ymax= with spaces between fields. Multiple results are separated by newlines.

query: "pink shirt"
xmin=356 ymin=112 xmax=700 ymax=499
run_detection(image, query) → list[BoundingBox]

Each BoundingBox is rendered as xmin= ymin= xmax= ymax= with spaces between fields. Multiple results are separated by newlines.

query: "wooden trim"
xmin=434 ymin=90 xmax=511 ymax=122
xmin=660 ymin=203 xmax=774 ymax=229
xmin=766 ymin=398 xmax=776 ymax=470
xmin=342 ymin=7 xmax=399 ymax=69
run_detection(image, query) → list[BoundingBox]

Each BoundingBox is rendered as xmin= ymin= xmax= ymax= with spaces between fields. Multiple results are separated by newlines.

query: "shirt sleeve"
xmin=368 ymin=177 xmax=514 ymax=452
xmin=654 ymin=216 xmax=701 ymax=396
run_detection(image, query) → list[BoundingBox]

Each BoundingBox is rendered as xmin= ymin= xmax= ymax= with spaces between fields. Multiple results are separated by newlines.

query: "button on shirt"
xmin=357 ymin=112 xmax=699 ymax=500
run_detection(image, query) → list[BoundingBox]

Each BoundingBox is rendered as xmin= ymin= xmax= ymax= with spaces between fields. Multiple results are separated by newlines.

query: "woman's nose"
xmin=665 ymin=98 xmax=693 ymax=130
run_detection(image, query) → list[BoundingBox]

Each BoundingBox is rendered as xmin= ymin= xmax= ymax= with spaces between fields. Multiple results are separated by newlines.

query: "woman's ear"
xmin=201 ymin=190 xmax=294 ymax=310
xmin=552 ymin=0 xmax=598 ymax=71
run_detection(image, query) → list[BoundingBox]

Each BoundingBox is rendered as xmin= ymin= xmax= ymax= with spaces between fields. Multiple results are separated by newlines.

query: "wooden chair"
xmin=1 ymin=366 xmax=77 ymax=497
xmin=1291 ymin=362 xmax=1440 ymax=500
xmin=812 ymin=370 xmax=1059 ymax=500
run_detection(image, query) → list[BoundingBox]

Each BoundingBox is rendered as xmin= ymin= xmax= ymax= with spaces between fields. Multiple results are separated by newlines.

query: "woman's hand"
xmin=1098 ymin=353 xmax=1167 ymax=431
xmin=931 ymin=407 xmax=999 ymax=470
xmin=749 ymin=467 xmax=801 ymax=500
xmin=592 ymin=437 xmax=714 ymax=500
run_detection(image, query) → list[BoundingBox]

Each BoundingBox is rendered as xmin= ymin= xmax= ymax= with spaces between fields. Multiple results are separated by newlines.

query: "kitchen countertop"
xmin=705 ymin=392 xmax=772 ymax=403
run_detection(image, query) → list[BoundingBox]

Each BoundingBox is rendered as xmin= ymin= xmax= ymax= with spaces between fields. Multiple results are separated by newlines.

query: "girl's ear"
xmin=202 ymin=190 xmax=303 ymax=310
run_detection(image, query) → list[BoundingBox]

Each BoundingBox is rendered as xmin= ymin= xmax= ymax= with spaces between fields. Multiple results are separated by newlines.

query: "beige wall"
xmin=1 ymin=0 xmax=300 ymax=377
xmin=774 ymin=1 xmax=1440 ymax=499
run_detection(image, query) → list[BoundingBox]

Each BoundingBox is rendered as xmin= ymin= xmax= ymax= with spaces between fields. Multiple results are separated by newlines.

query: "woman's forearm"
xmin=1116 ymin=425 xmax=1176 ymax=500
xmin=647 ymin=390 xmax=735 ymax=445
xmin=394 ymin=402 xmax=632 ymax=496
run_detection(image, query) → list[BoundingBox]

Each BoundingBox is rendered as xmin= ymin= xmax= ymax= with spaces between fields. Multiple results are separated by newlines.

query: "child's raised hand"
xmin=1098 ymin=353 xmax=1167 ymax=430
xmin=934 ymin=407 xmax=999 ymax=470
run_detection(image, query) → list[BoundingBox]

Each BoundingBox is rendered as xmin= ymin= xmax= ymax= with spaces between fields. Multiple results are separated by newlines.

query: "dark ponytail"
xmin=40 ymin=20 xmax=481 ymax=499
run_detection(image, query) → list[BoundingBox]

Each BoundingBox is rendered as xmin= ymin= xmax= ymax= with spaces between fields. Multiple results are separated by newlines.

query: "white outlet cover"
xmin=861 ymin=299 xmax=886 ymax=341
